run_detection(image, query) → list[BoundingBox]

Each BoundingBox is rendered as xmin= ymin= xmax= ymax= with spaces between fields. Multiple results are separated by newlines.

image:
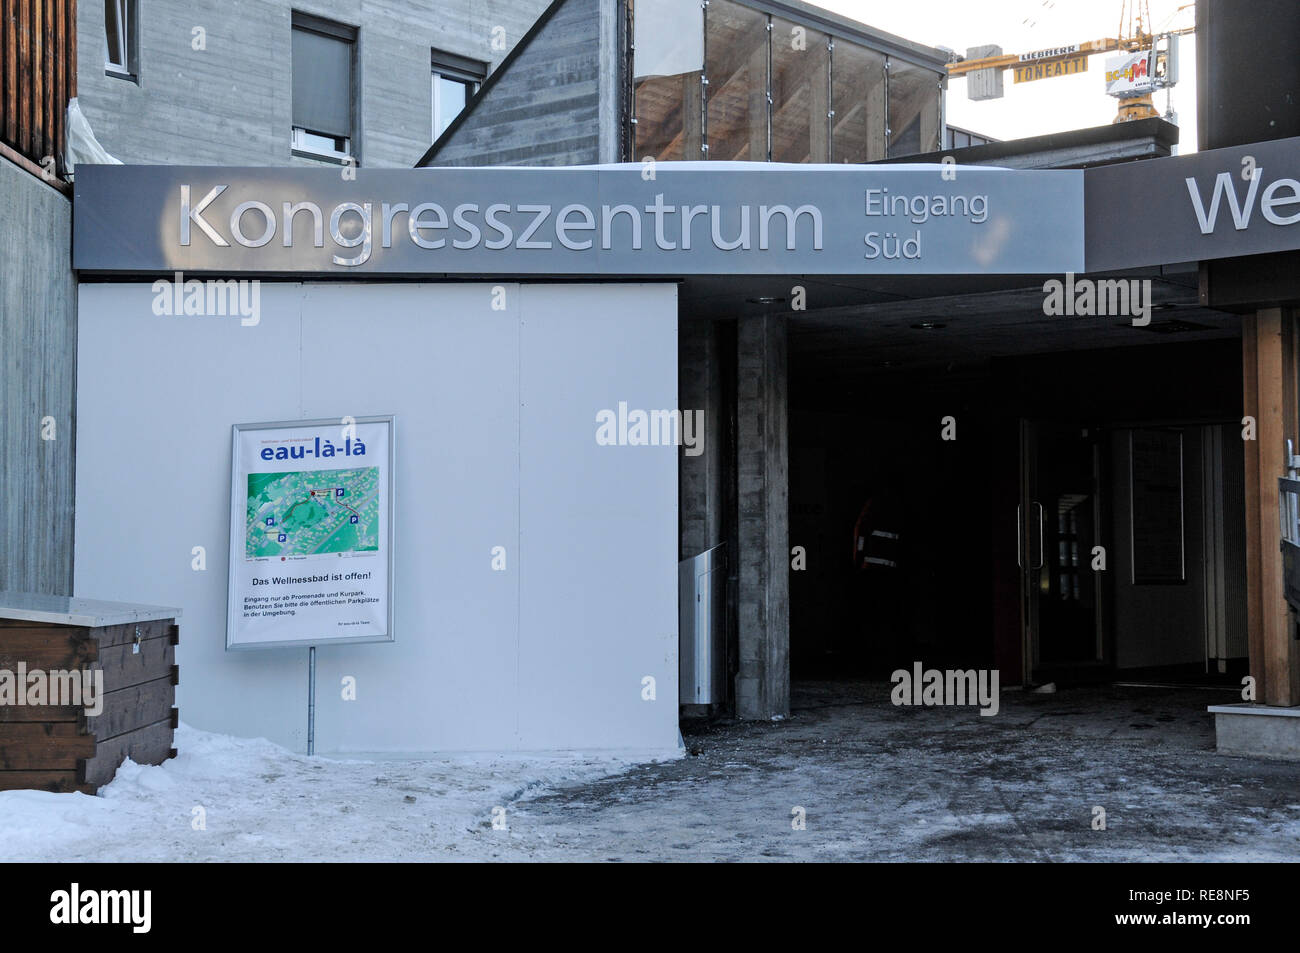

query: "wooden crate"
xmin=0 ymin=593 xmax=181 ymax=794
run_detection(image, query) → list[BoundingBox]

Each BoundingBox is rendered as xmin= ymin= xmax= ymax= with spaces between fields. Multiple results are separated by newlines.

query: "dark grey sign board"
xmin=73 ymin=163 xmax=1085 ymax=277
xmin=1086 ymin=136 xmax=1300 ymax=272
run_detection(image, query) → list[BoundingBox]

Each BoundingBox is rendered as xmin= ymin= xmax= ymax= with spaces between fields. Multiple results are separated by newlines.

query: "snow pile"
xmin=0 ymin=724 xmax=639 ymax=862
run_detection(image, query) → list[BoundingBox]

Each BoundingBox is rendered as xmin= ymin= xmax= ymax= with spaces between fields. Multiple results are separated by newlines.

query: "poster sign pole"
xmin=307 ymin=645 xmax=316 ymax=756
xmin=224 ymin=415 xmax=395 ymax=756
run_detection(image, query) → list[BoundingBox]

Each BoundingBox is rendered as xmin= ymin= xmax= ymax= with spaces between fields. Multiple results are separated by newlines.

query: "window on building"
xmin=627 ymin=0 xmax=943 ymax=165
xmin=431 ymin=51 xmax=486 ymax=141
xmin=631 ymin=0 xmax=705 ymax=160
xmin=291 ymin=12 xmax=356 ymax=162
xmin=831 ymin=41 xmax=886 ymax=163
xmin=887 ymin=58 xmax=942 ymax=158
xmin=104 ymin=0 xmax=138 ymax=81
xmin=771 ymin=19 xmax=829 ymax=163
xmin=704 ymin=0 xmax=769 ymax=161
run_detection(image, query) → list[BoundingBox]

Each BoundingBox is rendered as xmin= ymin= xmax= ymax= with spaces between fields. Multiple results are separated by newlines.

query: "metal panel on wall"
xmin=74 ymin=281 xmax=681 ymax=753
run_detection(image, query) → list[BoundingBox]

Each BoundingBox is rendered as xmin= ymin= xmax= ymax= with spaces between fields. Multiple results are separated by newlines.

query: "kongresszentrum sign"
xmin=73 ymin=164 xmax=1085 ymax=276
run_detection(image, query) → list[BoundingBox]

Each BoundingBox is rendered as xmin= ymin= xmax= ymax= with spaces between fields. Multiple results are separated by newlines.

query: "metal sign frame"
xmin=225 ymin=415 xmax=396 ymax=651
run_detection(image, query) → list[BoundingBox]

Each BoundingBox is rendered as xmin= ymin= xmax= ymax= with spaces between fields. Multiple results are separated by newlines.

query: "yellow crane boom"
xmin=945 ymin=25 xmax=1194 ymax=122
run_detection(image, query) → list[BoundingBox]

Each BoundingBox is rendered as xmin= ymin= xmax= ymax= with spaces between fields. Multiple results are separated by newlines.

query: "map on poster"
xmin=227 ymin=417 xmax=394 ymax=650
xmin=246 ymin=467 xmax=381 ymax=559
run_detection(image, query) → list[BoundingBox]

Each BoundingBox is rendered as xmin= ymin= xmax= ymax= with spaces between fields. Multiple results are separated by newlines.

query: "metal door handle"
xmin=1017 ymin=503 xmax=1023 ymax=568
xmin=1032 ymin=501 xmax=1045 ymax=570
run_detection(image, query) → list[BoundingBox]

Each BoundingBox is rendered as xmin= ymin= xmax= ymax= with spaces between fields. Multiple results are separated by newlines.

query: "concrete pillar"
xmin=736 ymin=314 xmax=790 ymax=719
xmin=681 ymin=321 xmax=733 ymax=556
xmin=0 ymin=160 xmax=76 ymax=596
xmin=1243 ymin=308 xmax=1300 ymax=707
xmin=679 ymin=320 xmax=725 ymax=560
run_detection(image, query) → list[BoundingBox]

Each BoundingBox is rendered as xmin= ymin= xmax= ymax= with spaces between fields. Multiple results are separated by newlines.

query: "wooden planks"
xmin=0 ymin=722 xmax=96 ymax=769
xmin=83 ymin=675 xmax=177 ymax=740
xmin=94 ymin=633 xmax=175 ymax=695
xmin=0 ymin=626 xmax=96 ymax=670
xmin=63 ymin=0 xmax=71 ymax=102
xmin=16 ymin=0 xmax=29 ymax=156
xmin=0 ymin=0 xmax=74 ymax=173
xmin=92 ymin=618 xmax=175 ymax=649
xmin=3 ymin=0 xmax=17 ymax=145
xmin=0 ymin=770 xmax=90 ymax=793
xmin=0 ymin=615 xmax=178 ymax=793
xmin=80 ymin=718 xmax=177 ymax=788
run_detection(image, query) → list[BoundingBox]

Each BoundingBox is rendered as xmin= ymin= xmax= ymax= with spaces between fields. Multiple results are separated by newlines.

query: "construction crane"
xmin=945 ymin=1 xmax=1195 ymax=123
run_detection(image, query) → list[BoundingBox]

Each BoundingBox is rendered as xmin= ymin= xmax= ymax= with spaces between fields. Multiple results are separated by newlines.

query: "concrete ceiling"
xmin=680 ymin=263 xmax=1242 ymax=380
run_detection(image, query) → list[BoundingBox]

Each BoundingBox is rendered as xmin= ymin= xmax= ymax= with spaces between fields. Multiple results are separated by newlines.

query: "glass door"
xmin=1019 ymin=419 xmax=1107 ymax=684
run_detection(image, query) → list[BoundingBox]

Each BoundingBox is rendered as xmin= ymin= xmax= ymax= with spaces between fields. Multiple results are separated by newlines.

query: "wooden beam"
xmin=65 ymin=0 xmax=73 ymax=101
xmin=0 ymin=770 xmax=91 ymax=793
xmin=1242 ymin=316 xmax=1265 ymax=696
xmin=0 ymin=135 xmax=67 ymax=188
xmin=0 ymin=136 xmax=70 ymax=192
xmin=40 ymin=0 xmax=51 ymax=163
xmin=681 ymin=70 xmax=701 ymax=157
xmin=0 ymin=722 xmax=97 ymax=769
xmin=31 ymin=0 xmax=41 ymax=159
xmin=1253 ymin=308 xmax=1300 ymax=706
xmin=17 ymin=0 xmax=29 ymax=157
xmin=1286 ymin=309 xmax=1300 ymax=706
xmin=3 ymin=0 xmax=16 ymax=145
xmin=52 ymin=0 xmax=62 ymax=170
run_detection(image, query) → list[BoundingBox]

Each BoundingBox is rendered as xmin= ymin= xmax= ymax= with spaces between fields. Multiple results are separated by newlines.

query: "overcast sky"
xmin=819 ymin=0 xmax=1198 ymax=152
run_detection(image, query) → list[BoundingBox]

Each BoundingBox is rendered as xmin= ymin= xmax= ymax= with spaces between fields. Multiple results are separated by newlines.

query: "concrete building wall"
xmin=0 ymin=160 xmax=76 ymax=595
xmin=421 ymin=0 xmax=617 ymax=167
xmin=736 ymin=314 xmax=789 ymax=719
xmin=679 ymin=319 xmax=727 ymax=561
xmin=74 ymin=281 xmax=679 ymax=753
xmin=76 ymin=0 xmax=550 ymax=168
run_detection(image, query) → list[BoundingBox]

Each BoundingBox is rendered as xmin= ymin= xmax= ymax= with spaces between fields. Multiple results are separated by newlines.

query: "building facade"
xmin=77 ymin=0 xmax=551 ymax=167
xmin=5 ymin=0 xmax=1300 ymax=763
xmin=1 ymin=0 xmax=551 ymax=601
xmin=418 ymin=0 xmax=947 ymax=168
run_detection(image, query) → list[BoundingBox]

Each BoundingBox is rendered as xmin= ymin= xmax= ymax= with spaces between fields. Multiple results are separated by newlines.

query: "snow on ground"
xmin=0 ymin=725 xmax=648 ymax=862
xmin=5 ymin=684 xmax=1300 ymax=862
xmin=503 ymin=682 xmax=1300 ymax=862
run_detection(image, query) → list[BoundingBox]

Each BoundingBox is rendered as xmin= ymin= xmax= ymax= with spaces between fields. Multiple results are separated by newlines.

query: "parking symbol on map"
xmin=336 ymin=488 xmax=344 ymax=497
xmin=278 ymin=533 xmax=286 ymax=542
xmin=265 ymin=517 xmax=275 ymax=526
xmin=350 ymin=515 xmax=358 ymax=524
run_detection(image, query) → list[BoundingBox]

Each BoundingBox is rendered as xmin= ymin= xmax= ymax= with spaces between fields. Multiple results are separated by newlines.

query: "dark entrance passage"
xmin=790 ymin=369 xmax=996 ymax=679
xmin=789 ymin=298 xmax=1249 ymax=690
